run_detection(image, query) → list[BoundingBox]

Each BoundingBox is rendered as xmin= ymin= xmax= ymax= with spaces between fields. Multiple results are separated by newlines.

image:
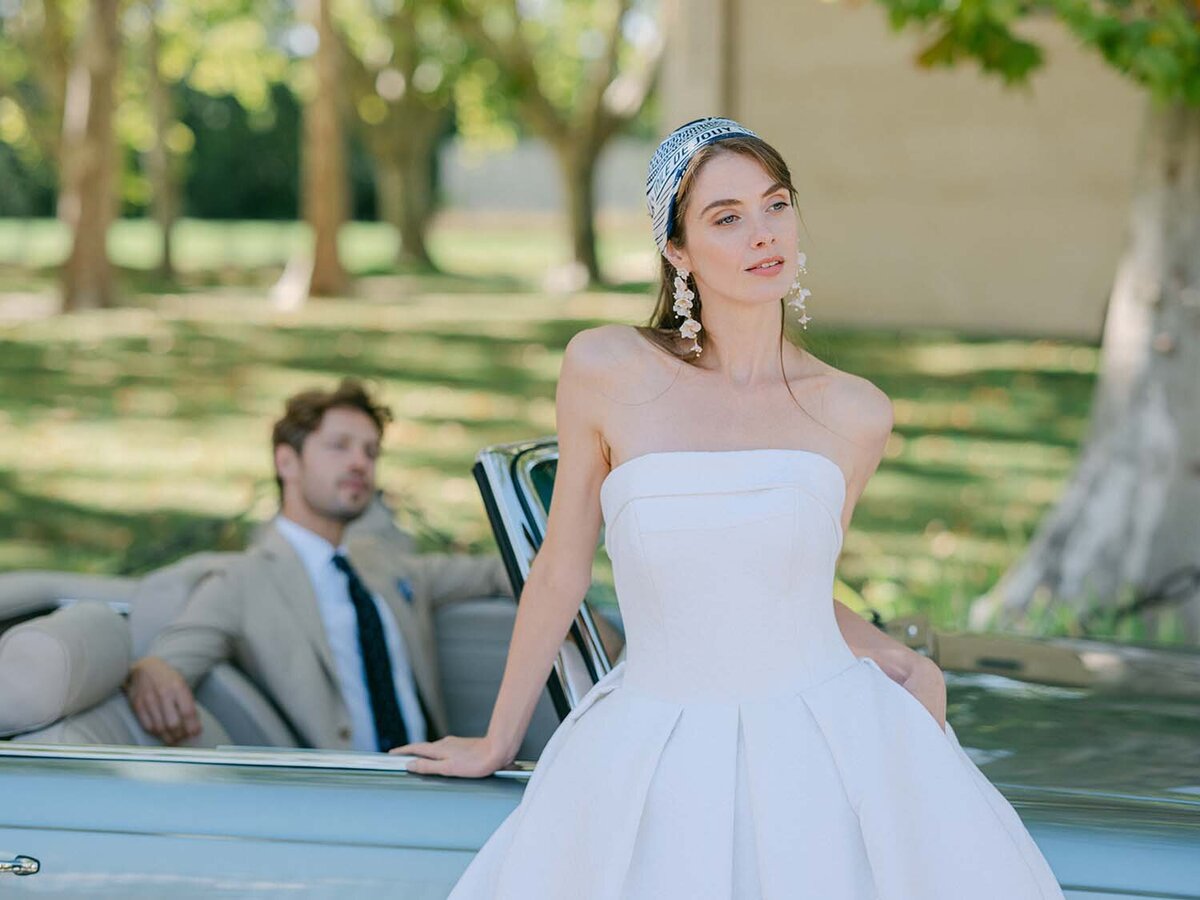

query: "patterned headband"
xmin=645 ymin=116 xmax=760 ymax=256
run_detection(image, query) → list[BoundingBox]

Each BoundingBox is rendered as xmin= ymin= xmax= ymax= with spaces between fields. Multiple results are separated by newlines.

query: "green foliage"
xmin=177 ymin=83 xmax=376 ymax=220
xmin=871 ymin=0 xmax=1200 ymax=103
xmin=0 ymin=0 xmax=82 ymax=201
xmin=447 ymin=0 xmax=663 ymax=142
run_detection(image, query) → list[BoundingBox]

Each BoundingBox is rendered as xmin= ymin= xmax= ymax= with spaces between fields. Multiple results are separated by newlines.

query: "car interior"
xmin=0 ymin=545 xmax=565 ymax=763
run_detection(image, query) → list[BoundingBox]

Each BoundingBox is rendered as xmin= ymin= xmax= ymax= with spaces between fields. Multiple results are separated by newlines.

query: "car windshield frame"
xmin=473 ymin=440 xmax=613 ymax=719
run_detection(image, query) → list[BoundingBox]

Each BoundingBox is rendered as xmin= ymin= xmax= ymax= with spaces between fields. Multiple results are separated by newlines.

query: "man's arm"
xmin=125 ymin=568 xmax=240 ymax=745
xmin=410 ymin=552 xmax=514 ymax=607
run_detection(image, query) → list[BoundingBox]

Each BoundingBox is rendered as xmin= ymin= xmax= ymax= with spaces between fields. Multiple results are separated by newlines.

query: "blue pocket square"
xmin=395 ymin=578 xmax=415 ymax=604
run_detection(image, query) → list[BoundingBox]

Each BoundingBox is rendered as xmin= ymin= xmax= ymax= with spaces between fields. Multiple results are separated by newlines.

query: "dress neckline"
xmin=601 ymin=448 xmax=848 ymax=499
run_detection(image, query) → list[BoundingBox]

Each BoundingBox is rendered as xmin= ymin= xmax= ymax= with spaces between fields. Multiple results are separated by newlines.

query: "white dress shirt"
xmin=275 ymin=516 xmax=428 ymax=751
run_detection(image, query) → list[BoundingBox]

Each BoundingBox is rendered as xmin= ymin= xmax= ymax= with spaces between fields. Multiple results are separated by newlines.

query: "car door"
xmin=1 ymin=439 xmax=600 ymax=899
xmin=0 ymin=742 xmax=529 ymax=898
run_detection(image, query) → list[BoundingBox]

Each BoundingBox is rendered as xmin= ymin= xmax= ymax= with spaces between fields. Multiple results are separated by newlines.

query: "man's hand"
xmin=124 ymin=657 xmax=202 ymax=745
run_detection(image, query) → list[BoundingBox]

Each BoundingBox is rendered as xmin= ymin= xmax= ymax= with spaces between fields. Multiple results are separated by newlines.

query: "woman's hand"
xmin=389 ymin=734 xmax=512 ymax=778
xmin=900 ymin=656 xmax=948 ymax=733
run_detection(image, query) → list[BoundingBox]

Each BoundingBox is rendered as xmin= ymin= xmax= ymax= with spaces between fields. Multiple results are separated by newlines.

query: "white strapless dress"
xmin=448 ymin=449 xmax=1065 ymax=899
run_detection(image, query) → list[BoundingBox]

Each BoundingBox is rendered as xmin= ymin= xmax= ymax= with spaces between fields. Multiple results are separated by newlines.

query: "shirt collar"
xmin=274 ymin=515 xmax=348 ymax=569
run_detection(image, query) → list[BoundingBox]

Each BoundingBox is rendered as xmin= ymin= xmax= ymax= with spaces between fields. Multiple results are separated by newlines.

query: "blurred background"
xmin=0 ymin=0 xmax=1196 ymax=645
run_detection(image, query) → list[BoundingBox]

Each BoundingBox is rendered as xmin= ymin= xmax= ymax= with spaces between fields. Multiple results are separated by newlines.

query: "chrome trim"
xmin=0 ymin=855 xmax=40 ymax=876
xmin=509 ymin=442 xmax=613 ymax=685
xmin=474 ymin=442 xmax=545 ymax=581
xmin=475 ymin=438 xmax=616 ymax=717
xmin=0 ymin=743 xmax=532 ymax=781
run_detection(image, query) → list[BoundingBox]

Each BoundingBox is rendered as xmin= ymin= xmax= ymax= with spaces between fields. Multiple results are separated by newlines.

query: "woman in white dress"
xmin=395 ymin=117 xmax=1067 ymax=899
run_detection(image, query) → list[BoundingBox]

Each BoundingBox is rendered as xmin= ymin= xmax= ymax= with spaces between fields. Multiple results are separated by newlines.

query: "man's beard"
xmin=303 ymin=486 xmax=370 ymax=524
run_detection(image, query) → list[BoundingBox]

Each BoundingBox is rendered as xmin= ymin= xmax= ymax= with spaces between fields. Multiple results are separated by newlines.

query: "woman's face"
xmin=666 ymin=151 xmax=798 ymax=309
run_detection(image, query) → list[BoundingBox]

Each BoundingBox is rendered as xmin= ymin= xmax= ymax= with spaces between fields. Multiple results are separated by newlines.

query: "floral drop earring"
xmin=673 ymin=267 xmax=702 ymax=355
xmin=786 ymin=249 xmax=812 ymax=329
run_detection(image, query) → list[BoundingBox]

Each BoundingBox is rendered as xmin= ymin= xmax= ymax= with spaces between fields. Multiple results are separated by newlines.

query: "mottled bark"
xmin=146 ymin=2 xmax=176 ymax=281
xmin=303 ymin=0 xmax=349 ymax=297
xmin=971 ymin=99 xmax=1200 ymax=642
xmin=59 ymin=0 xmax=120 ymax=311
xmin=554 ymin=139 xmax=602 ymax=285
xmin=369 ymin=105 xmax=444 ymax=270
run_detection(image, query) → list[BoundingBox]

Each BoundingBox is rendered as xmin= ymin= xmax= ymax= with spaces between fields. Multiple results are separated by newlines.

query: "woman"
xmin=396 ymin=118 xmax=1066 ymax=899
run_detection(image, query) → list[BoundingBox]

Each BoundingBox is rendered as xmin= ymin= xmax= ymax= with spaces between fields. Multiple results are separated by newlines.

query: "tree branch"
xmin=442 ymin=0 xmax=565 ymax=139
xmin=577 ymin=0 xmax=632 ymax=137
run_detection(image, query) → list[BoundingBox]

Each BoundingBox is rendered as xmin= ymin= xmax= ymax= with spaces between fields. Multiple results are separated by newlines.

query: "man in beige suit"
xmin=125 ymin=378 xmax=512 ymax=751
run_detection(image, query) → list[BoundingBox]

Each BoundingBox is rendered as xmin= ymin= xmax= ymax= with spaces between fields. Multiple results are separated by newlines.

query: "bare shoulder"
xmin=789 ymin=350 xmax=893 ymax=447
xmin=561 ymin=324 xmax=682 ymax=404
xmin=824 ymin=368 xmax=894 ymax=448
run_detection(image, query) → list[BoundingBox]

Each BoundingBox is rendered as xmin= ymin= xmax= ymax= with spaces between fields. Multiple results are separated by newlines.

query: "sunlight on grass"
xmin=0 ymin=214 xmax=653 ymax=286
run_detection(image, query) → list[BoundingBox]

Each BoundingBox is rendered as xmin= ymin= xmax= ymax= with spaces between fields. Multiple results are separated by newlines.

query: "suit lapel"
xmin=256 ymin=523 xmax=340 ymax=684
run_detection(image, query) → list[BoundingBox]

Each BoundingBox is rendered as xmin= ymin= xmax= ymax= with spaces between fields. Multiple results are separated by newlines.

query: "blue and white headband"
xmin=645 ymin=116 xmax=760 ymax=256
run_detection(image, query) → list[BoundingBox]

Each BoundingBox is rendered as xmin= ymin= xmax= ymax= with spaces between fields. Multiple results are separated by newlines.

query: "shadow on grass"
xmin=0 ymin=289 xmax=1107 ymax=632
xmin=0 ymin=470 xmax=253 ymax=575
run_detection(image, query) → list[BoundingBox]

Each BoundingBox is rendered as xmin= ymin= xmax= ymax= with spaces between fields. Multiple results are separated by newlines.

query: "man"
xmin=125 ymin=378 xmax=512 ymax=751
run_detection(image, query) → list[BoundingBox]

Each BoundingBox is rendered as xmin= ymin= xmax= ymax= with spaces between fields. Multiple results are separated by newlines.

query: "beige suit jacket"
xmin=148 ymin=522 xmax=512 ymax=750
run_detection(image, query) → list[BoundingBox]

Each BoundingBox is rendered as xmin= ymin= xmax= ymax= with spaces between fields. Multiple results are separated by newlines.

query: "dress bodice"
xmin=599 ymin=449 xmax=857 ymax=702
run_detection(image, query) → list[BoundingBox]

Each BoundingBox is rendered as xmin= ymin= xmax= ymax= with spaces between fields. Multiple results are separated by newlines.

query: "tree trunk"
xmin=367 ymin=101 xmax=444 ymax=271
xmin=554 ymin=138 xmax=603 ymax=286
xmin=146 ymin=1 xmax=176 ymax=281
xmin=375 ymin=157 xmax=405 ymax=253
xmin=970 ymin=98 xmax=1200 ymax=643
xmin=303 ymin=0 xmax=349 ymax=297
xmin=396 ymin=108 xmax=442 ymax=270
xmin=59 ymin=0 xmax=120 ymax=311
xmin=376 ymin=156 xmax=434 ymax=270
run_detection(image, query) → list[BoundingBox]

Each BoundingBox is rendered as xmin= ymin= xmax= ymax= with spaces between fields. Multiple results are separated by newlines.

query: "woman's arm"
xmin=394 ymin=330 xmax=614 ymax=775
xmin=834 ymin=600 xmax=925 ymax=681
xmin=825 ymin=374 xmax=948 ymax=728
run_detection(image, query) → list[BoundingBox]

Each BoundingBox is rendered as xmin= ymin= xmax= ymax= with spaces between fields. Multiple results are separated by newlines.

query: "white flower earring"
xmin=786 ymin=249 xmax=812 ymax=329
xmin=673 ymin=266 xmax=702 ymax=354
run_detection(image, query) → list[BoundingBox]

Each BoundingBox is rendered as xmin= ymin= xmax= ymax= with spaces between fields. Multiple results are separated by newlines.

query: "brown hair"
xmin=638 ymin=135 xmax=807 ymax=364
xmin=271 ymin=378 xmax=393 ymax=497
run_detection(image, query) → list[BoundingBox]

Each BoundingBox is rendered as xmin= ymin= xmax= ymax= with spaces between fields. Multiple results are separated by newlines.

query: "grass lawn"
xmin=1 ymin=216 xmax=1158 ymax=643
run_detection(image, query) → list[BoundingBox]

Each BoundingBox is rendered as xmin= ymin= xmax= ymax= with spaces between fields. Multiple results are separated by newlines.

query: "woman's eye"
xmin=769 ymin=200 xmax=790 ymax=211
xmin=715 ymin=214 xmax=738 ymax=226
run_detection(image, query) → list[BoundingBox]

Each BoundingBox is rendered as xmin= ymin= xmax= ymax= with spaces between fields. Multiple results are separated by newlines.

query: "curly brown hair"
xmin=271 ymin=378 xmax=393 ymax=498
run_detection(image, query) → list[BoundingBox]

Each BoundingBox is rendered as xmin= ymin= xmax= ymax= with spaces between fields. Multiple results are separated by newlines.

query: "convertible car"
xmin=1 ymin=437 xmax=1198 ymax=897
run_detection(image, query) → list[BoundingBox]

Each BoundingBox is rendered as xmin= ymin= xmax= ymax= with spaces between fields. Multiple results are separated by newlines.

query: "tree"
xmin=445 ymin=0 xmax=664 ymax=284
xmin=59 ymin=0 xmax=121 ymax=311
xmin=144 ymin=0 xmax=177 ymax=279
xmin=866 ymin=0 xmax=1200 ymax=641
xmin=302 ymin=0 xmax=349 ymax=296
xmin=338 ymin=0 xmax=459 ymax=270
xmin=0 ymin=0 xmax=75 ymax=188
xmin=133 ymin=0 xmax=293 ymax=278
